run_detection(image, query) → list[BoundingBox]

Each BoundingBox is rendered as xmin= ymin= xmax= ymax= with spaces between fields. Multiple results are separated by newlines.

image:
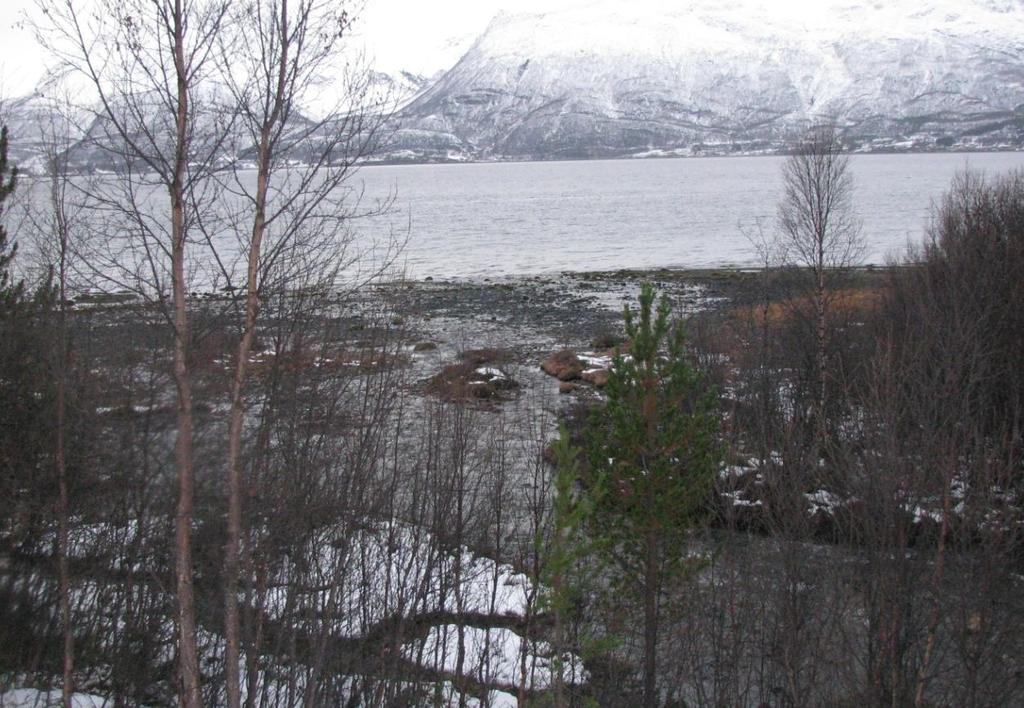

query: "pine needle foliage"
xmin=571 ymin=282 xmax=719 ymax=704
xmin=581 ymin=282 xmax=718 ymax=581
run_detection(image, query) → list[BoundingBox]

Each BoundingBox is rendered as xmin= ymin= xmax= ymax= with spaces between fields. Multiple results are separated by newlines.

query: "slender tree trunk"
xmin=643 ymin=527 xmax=659 ymax=707
xmin=454 ymin=468 xmax=468 ymax=708
xmin=170 ymin=2 xmax=202 ymax=704
xmin=816 ymin=252 xmax=827 ymax=447
xmin=172 ymin=200 xmax=202 ymax=708
xmin=243 ymin=559 xmax=268 ymax=708
xmin=172 ymin=201 xmax=202 ymax=708
xmin=224 ymin=6 xmax=290 ymax=705
xmin=550 ymin=530 xmax=567 ymax=708
xmin=56 ymin=212 xmax=73 ymax=708
xmin=223 ymin=165 xmax=267 ymax=708
xmin=551 ymin=606 xmax=566 ymax=708
xmin=46 ymin=140 xmax=75 ymax=708
xmin=57 ymin=372 xmax=73 ymax=708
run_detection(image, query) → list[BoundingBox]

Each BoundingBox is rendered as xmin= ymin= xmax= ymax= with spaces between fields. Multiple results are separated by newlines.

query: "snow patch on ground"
xmin=0 ymin=689 xmax=118 ymax=707
xmin=721 ymin=490 xmax=763 ymax=508
xmin=408 ymin=625 xmax=586 ymax=692
xmin=805 ymin=490 xmax=846 ymax=516
xmin=261 ymin=522 xmax=533 ymax=633
xmin=578 ymin=354 xmax=613 ymax=369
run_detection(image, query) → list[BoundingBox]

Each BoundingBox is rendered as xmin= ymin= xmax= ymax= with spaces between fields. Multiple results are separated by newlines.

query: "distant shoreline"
xmin=14 ymin=145 xmax=1021 ymax=178
xmin=70 ymin=264 xmax=894 ymax=308
xmin=361 ymin=146 xmax=1024 ymax=169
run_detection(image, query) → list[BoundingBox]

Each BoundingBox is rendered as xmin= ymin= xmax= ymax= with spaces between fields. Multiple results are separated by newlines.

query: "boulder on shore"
xmin=581 ymin=368 xmax=610 ymax=388
xmin=541 ymin=349 xmax=584 ymax=381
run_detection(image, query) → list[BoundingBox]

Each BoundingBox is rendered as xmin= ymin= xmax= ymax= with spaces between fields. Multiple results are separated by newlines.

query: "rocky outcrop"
xmin=542 ymin=349 xmax=615 ymax=390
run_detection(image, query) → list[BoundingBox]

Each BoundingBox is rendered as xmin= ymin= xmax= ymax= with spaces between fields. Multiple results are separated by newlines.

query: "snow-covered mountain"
xmin=387 ymin=0 xmax=1024 ymax=160
xmin=6 ymin=0 xmax=1023 ymax=168
xmin=1 ymin=94 xmax=91 ymax=173
xmin=3 ymin=90 xmax=346 ymax=174
xmin=366 ymin=69 xmax=436 ymax=112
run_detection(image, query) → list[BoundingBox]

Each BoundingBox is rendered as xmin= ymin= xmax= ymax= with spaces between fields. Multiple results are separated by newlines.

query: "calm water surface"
xmin=354 ymin=152 xmax=1024 ymax=279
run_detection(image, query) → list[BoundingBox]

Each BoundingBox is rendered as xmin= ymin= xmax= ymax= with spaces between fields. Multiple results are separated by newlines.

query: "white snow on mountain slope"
xmin=6 ymin=0 xmax=1023 ymax=164
xmin=1 ymin=93 xmax=92 ymax=171
xmin=351 ymin=0 xmax=559 ymax=79
xmin=391 ymin=0 xmax=1024 ymax=159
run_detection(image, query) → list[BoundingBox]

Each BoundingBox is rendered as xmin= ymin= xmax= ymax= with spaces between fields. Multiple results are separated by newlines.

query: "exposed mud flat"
xmin=361 ymin=268 xmax=755 ymax=408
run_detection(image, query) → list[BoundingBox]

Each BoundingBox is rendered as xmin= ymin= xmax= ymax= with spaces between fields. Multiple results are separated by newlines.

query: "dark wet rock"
xmin=590 ymin=332 xmax=625 ymax=350
xmin=461 ymin=347 xmax=512 ymax=366
xmin=428 ymin=362 xmax=518 ymax=401
xmin=353 ymin=351 xmax=412 ymax=374
xmin=541 ymin=349 xmax=584 ymax=381
xmin=246 ymin=348 xmax=410 ymax=378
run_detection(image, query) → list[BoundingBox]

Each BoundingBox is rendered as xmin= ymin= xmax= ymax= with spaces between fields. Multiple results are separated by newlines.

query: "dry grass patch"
xmin=730 ymin=286 xmax=885 ymax=328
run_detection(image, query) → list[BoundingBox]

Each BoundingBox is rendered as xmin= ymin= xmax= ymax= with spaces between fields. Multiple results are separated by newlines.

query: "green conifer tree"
xmin=574 ymin=282 xmax=719 ymax=706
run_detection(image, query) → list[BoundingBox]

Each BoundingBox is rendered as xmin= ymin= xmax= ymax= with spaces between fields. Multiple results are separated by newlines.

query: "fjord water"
xmin=356 ymin=152 xmax=1024 ymax=279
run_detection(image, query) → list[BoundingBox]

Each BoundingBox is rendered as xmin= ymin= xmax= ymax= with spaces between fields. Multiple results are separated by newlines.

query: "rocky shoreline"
xmin=371 ymin=265 xmax=961 ymax=545
xmin=370 ymin=267 xmax=748 ymax=370
xmin=333 ymin=268 xmax=744 ymax=427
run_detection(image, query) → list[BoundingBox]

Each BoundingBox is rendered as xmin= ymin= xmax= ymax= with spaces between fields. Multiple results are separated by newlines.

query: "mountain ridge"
xmin=5 ymin=1 xmax=1024 ymax=169
xmin=384 ymin=0 xmax=1024 ymax=161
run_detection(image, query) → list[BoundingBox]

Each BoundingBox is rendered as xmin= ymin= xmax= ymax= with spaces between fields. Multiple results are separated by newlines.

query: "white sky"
xmin=0 ymin=0 xmax=558 ymax=96
xmin=350 ymin=0 xmax=565 ymax=75
xmin=0 ymin=0 xmax=903 ymax=98
xmin=352 ymin=0 xmax=848 ymax=74
xmin=0 ymin=0 xmax=43 ymax=98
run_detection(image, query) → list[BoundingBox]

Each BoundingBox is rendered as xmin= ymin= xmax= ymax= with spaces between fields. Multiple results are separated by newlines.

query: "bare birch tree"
xmin=208 ymin=2 xmax=393 ymax=704
xmin=30 ymin=93 xmax=79 ymax=708
xmin=777 ymin=123 xmax=862 ymax=445
xmin=36 ymin=2 xmax=233 ymax=704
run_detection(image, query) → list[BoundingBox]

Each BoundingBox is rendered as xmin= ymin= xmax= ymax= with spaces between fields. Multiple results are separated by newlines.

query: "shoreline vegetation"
xmin=68 ymin=264 xmax=888 ymax=300
xmin=6 ymin=256 xmax=997 ymax=703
